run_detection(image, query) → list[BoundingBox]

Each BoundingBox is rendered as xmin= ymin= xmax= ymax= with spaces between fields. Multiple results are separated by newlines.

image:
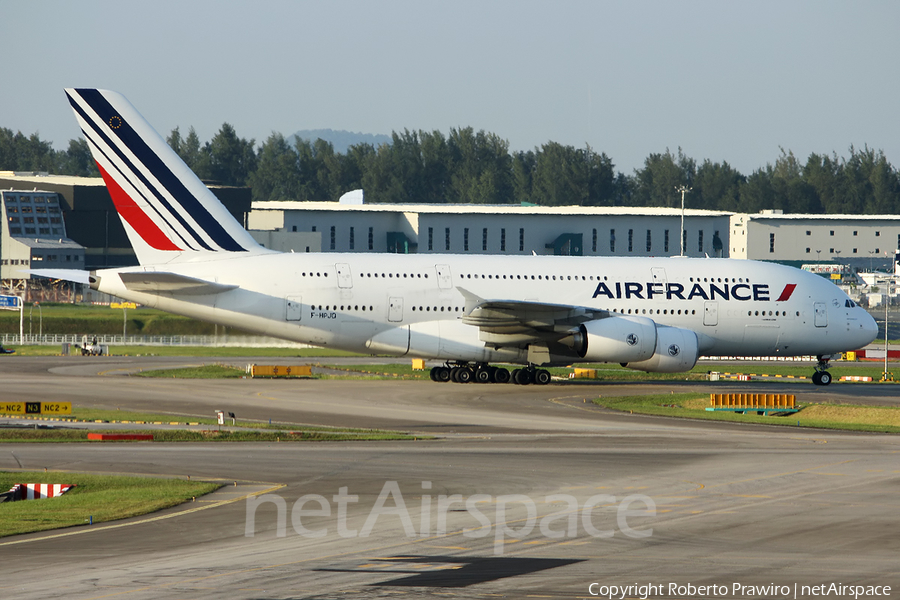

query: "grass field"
xmin=0 ymin=471 xmax=220 ymax=537
xmin=592 ymin=393 xmax=900 ymax=433
xmin=1 ymin=345 xmax=363 ymax=357
xmin=0 ymin=405 xmax=415 ymax=442
xmin=322 ymin=361 xmax=899 ymax=382
xmin=0 ymin=428 xmax=414 ymax=443
xmin=0 ymin=303 xmax=222 ymax=336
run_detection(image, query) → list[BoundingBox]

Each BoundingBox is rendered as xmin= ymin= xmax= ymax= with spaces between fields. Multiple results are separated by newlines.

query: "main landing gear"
xmin=812 ymin=355 xmax=833 ymax=386
xmin=429 ymin=362 xmax=551 ymax=385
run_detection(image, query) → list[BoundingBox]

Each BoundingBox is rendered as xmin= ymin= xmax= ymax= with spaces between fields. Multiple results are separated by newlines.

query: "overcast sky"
xmin=3 ymin=0 xmax=898 ymax=176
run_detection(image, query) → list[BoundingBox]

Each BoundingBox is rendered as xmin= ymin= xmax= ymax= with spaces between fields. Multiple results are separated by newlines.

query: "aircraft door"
xmin=285 ymin=295 xmax=303 ymax=321
xmin=435 ymin=265 xmax=452 ymax=290
xmin=388 ymin=297 xmax=404 ymax=322
xmin=651 ymin=267 xmax=667 ymax=285
xmin=335 ymin=263 xmax=352 ymax=289
xmin=703 ymin=301 xmax=718 ymax=326
xmin=814 ymin=302 xmax=828 ymax=327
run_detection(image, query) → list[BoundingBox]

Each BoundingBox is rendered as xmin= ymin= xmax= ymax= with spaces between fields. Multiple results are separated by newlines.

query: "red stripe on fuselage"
xmin=97 ymin=163 xmax=182 ymax=251
xmin=775 ymin=283 xmax=797 ymax=302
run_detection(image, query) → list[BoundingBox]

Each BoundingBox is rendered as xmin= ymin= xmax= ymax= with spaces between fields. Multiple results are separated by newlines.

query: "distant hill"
xmin=288 ymin=129 xmax=392 ymax=154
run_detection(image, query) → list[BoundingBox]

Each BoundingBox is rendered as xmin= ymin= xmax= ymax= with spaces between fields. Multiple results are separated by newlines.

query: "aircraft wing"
xmin=457 ymin=287 xmax=608 ymax=345
xmin=118 ymin=272 xmax=238 ymax=295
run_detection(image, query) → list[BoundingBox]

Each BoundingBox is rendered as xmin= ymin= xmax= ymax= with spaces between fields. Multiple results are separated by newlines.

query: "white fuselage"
xmin=92 ymin=253 xmax=878 ymax=365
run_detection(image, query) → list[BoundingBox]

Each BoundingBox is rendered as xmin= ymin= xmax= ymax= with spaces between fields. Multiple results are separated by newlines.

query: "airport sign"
xmin=0 ymin=295 xmax=20 ymax=308
xmin=0 ymin=401 xmax=72 ymax=415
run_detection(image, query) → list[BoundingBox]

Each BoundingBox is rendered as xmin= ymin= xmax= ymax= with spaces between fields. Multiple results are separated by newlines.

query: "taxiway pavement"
xmin=0 ymin=356 xmax=897 ymax=599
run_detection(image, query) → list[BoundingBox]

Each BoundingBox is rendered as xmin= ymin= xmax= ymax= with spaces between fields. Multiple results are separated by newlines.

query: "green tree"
xmin=771 ymin=149 xmax=820 ymax=213
xmin=247 ymin=133 xmax=302 ymax=202
xmin=803 ymin=152 xmax=842 ymax=214
xmin=58 ymin=138 xmax=98 ymax=177
xmin=632 ymin=148 xmax=695 ymax=207
xmin=167 ymin=126 xmax=205 ymax=173
xmin=512 ymin=150 xmax=536 ymax=204
xmin=339 ymin=143 xmax=376 ymax=196
xmin=583 ymin=147 xmax=617 ymax=207
xmin=738 ymin=168 xmax=775 ymax=213
xmin=201 ymin=123 xmax=256 ymax=186
xmin=447 ymin=127 xmax=513 ymax=204
xmin=693 ymin=160 xmax=744 ymax=211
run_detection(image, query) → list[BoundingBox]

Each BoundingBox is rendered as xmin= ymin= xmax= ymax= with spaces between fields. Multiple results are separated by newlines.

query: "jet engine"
xmin=622 ymin=325 xmax=700 ymax=373
xmin=565 ymin=316 xmax=657 ymax=363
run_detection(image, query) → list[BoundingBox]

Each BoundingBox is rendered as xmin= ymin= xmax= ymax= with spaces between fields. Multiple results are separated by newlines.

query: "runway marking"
xmin=0 ymin=481 xmax=284 ymax=548
xmin=724 ymin=494 xmax=772 ymax=498
xmin=699 ymin=459 xmax=857 ymax=491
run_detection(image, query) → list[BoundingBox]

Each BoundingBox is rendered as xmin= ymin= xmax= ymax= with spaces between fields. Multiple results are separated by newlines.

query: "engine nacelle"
xmin=623 ymin=325 xmax=700 ymax=373
xmin=570 ymin=316 xmax=657 ymax=363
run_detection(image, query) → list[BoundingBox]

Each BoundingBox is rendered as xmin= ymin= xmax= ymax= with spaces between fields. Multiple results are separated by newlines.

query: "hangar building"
xmin=248 ymin=201 xmax=731 ymax=258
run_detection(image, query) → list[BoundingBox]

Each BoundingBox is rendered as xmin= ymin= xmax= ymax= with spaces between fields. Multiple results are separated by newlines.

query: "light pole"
xmin=28 ymin=302 xmax=41 ymax=338
xmin=885 ymin=276 xmax=895 ymax=380
xmin=676 ymin=185 xmax=691 ymax=257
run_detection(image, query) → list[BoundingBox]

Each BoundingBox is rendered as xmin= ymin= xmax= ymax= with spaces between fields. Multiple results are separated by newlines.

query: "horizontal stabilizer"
xmin=119 ymin=272 xmax=238 ymax=295
xmin=26 ymin=269 xmax=91 ymax=284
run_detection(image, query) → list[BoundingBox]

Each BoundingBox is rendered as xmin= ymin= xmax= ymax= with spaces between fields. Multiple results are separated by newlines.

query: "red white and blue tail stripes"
xmin=65 ymin=88 xmax=265 ymax=264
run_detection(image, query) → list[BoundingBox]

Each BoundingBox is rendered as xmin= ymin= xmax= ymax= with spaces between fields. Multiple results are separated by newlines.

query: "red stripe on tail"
xmin=97 ymin=163 xmax=183 ymax=251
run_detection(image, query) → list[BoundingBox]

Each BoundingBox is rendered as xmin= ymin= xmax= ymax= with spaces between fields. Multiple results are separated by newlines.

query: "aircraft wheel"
xmin=429 ymin=367 xmax=439 ymax=382
xmin=450 ymin=367 xmax=460 ymax=382
xmin=492 ymin=367 xmax=511 ymax=384
xmin=457 ymin=366 xmax=473 ymax=384
xmin=434 ymin=366 xmax=451 ymax=382
xmin=812 ymin=371 xmax=822 ymax=385
xmin=818 ymin=371 xmax=832 ymax=386
xmin=534 ymin=369 xmax=551 ymax=385
xmin=513 ymin=368 xmax=532 ymax=385
xmin=474 ymin=367 xmax=492 ymax=383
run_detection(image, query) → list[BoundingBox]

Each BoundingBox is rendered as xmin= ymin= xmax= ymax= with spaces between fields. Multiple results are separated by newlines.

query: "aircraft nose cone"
xmin=860 ymin=311 xmax=879 ymax=346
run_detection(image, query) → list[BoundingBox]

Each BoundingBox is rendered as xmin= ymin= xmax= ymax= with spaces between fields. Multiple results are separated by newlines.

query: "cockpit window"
xmin=844 ymin=299 xmax=857 ymax=308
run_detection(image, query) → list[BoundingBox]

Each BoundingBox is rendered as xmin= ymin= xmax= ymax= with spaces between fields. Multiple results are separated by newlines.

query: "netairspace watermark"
xmin=587 ymin=582 xmax=893 ymax=599
xmin=245 ymin=480 xmax=656 ymax=555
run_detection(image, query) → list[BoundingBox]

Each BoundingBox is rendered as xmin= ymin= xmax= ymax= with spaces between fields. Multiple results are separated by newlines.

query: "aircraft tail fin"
xmin=64 ymin=88 xmax=269 ymax=266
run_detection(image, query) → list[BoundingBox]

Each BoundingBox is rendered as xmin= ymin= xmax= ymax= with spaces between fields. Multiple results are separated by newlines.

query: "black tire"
xmin=450 ymin=367 xmax=460 ymax=382
xmin=430 ymin=367 xmax=439 ymax=382
xmin=511 ymin=368 xmax=522 ymax=385
xmin=812 ymin=371 xmax=822 ymax=385
xmin=818 ymin=371 xmax=832 ymax=386
xmin=534 ymin=369 xmax=551 ymax=385
xmin=435 ymin=366 xmax=451 ymax=382
xmin=457 ymin=367 xmax=473 ymax=383
xmin=493 ymin=367 xmax=511 ymax=384
xmin=513 ymin=368 xmax=532 ymax=385
xmin=474 ymin=368 xmax=492 ymax=383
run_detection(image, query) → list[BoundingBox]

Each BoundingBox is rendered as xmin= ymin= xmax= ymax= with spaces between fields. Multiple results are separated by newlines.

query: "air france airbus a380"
xmin=42 ymin=89 xmax=878 ymax=386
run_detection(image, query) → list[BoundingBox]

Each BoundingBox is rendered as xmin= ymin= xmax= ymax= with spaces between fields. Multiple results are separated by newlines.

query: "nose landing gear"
xmin=812 ymin=355 xmax=833 ymax=386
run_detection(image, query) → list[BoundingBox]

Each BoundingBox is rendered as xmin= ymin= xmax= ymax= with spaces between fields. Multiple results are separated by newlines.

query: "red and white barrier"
xmin=8 ymin=483 xmax=75 ymax=500
xmin=839 ymin=375 xmax=873 ymax=382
